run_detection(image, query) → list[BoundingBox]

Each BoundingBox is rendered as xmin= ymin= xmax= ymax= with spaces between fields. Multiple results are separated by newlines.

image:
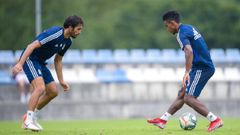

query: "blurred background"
xmin=0 ymin=0 xmax=239 ymax=120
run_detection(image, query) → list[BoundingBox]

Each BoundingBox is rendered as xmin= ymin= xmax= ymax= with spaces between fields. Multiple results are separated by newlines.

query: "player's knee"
xmin=184 ymin=95 xmax=195 ymax=106
xmin=34 ymin=85 xmax=45 ymax=95
xmin=184 ymin=95 xmax=193 ymax=106
xmin=49 ymin=89 xmax=58 ymax=98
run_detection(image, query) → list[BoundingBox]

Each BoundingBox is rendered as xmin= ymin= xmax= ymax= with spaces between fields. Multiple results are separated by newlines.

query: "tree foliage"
xmin=0 ymin=0 xmax=239 ymax=50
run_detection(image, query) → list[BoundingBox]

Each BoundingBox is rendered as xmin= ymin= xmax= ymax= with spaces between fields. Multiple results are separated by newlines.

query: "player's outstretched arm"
xmin=54 ymin=54 xmax=70 ymax=91
xmin=12 ymin=40 xmax=41 ymax=75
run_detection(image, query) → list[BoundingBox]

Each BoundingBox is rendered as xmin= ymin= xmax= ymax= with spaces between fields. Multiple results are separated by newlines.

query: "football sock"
xmin=34 ymin=108 xmax=40 ymax=119
xmin=160 ymin=112 xmax=172 ymax=121
xmin=26 ymin=110 xmax=34 ymax=122
xmin=207 ymin=112 xmax=217 ymax=122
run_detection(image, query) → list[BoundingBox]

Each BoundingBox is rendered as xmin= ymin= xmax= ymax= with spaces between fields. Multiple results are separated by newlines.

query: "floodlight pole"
xmin=35 ymin=0 xmax=42 ymax=36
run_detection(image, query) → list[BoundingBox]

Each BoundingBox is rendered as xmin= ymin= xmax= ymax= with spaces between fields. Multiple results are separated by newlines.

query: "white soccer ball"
xmin=179 ymin=112 xmax=197 ymax=130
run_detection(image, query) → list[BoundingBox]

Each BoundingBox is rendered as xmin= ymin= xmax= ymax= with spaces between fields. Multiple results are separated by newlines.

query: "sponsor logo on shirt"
xmin=55 ymin=44 xmax=65 ymax=50
xmin=193 ymin=28 xmax=201 ymax=40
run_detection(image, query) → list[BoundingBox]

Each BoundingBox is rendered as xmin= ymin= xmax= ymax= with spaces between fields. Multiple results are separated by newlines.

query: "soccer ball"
xmin=179 ymin=112 xmax=197 ymax=130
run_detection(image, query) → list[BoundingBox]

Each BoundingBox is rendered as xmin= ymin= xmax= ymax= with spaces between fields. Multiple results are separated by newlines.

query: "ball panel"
xmin=179 ymin=112 xmax=197 ymax=130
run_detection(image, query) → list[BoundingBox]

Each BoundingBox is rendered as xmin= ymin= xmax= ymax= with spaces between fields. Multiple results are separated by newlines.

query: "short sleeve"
xmin=177 ymin=31 xmax=190 ymax=50
xmin=36 ymin=28 xmax=63 ymax=46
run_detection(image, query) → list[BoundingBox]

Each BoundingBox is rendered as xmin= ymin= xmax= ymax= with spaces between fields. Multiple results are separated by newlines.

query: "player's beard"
xmin=71 ymin=35 xmax=77 ymax=38
xmin=172 ymin=29 xmax=178 ymax=35
xmin=70 ymin=33 xmax=78 ymax=38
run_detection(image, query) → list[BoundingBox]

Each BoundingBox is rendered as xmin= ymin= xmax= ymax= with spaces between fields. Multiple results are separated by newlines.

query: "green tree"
xmin=0 ymin=0 xmax=239 ymax=50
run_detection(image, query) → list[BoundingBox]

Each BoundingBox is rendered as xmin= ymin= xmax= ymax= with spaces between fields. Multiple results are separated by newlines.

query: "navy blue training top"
xmin=29 ymin=26 xmax=72 ymax=63
xmin=177 ymin=24 xmax=214 ymax=69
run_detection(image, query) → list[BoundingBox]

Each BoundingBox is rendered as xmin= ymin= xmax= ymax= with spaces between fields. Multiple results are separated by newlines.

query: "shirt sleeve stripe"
xmin=177 ymin=31 xmax=184 ymax=50
xmin=40 ymin=29 xmax=63 ymax=45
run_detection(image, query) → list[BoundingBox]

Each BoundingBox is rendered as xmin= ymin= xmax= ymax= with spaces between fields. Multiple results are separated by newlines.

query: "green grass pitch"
xmin=0 ymin=118 xmax=239 ymax=135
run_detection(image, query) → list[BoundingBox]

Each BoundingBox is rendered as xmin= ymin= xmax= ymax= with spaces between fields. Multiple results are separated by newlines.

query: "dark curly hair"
xmin=63 ymin=15 xmax=84 ymax=28
xmin=162 ymin=10 xmax=180 ymax=23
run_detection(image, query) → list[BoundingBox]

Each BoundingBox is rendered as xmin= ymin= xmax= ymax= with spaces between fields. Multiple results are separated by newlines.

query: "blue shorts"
xmin=185 ymin=68 xmax=215 ymax=97
xmin=23 ymin=58 xmax=54 ymax=84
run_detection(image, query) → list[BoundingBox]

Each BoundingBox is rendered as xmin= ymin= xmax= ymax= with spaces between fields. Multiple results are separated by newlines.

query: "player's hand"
xmin=12 ymin=63 xmax=23 ymax=76
xmin=182 ymin=72 xmax=190 ymax=88
xmin=60 ymin=81 xmax=70 ymax=92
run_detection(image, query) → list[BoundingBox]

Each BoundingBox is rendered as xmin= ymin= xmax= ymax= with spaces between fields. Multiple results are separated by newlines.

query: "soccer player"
xmin=147 ymin=11 xmax=223 ymax=132
xmin=12 ymin=15 xmax=84 ymax=131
